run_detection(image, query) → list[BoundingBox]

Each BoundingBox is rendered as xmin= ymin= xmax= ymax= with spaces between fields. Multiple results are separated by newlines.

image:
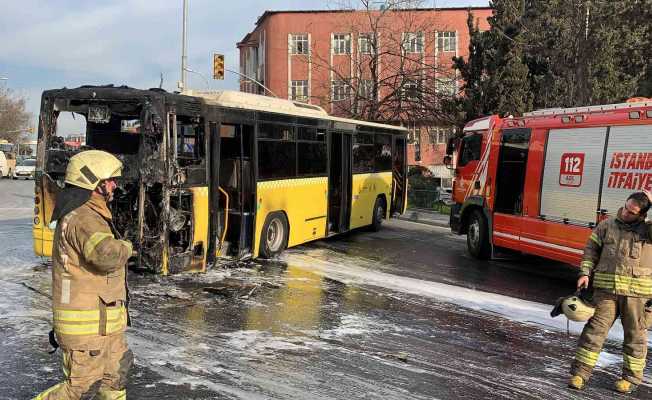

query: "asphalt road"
xmin=1 ymin=179 xmax=650 ymax=399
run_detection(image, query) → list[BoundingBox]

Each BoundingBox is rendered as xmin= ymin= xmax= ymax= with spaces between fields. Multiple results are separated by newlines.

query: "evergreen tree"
xmin=485 ymin=0 xmax=532 ymax=115
xmin=448 ymin=13 xmax=492 ymax=129
xmin=452 ymin=0 xmax=652 ymax=125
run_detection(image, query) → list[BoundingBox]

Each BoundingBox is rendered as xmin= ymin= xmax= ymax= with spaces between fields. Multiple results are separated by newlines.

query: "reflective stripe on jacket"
xmin=580 ymin=208 xmax=652 ymax=297
xmin=51 ymin=194 xmax=132 ymax=349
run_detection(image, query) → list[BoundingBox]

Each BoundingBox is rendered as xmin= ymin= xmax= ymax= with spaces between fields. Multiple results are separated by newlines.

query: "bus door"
xmin=218 ymin=122 xmax=255 ymax=258
xmin=492 ymin=128 xmax=531 ymax=248
xmin=328 ymin=131 xmax=352 ymax=233
xmin=166 ymin=113 xmax=208 ymax=274
xmin=391 ymin=135 xmax=407 ymax=214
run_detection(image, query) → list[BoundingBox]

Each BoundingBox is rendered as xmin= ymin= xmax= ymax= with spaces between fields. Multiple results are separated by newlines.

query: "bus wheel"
xmin=467 ymin=209 xmax=490 ymax=259
xmin=260 ymin=212 xmax=288 ymax=259
xmin=370 ymin=197 xmax=385 ymax=232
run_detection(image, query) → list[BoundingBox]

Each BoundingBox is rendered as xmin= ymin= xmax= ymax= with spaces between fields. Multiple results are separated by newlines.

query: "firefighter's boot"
xmin=614 ymin=379 xmax=636 ymax=394
xmin=568 ymin=375 xmax=586 ymax=390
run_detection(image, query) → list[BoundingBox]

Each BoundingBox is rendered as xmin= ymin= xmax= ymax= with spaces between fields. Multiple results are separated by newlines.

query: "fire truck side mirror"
xmin=443 ymin=155 xmax=453 ymax=170
xmin=445 ymin=137 xmax=456 ymax=155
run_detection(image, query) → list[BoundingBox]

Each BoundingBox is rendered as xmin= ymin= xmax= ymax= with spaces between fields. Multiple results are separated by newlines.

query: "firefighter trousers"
xmin=33 ymin=333 xmax=133 ymax=400
xmin=571 ymin=291 xmax=649 ymax=385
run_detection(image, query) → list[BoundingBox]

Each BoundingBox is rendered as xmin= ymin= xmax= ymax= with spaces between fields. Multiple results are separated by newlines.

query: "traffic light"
xmin=213 ymin=53 xmax=224 ymax=80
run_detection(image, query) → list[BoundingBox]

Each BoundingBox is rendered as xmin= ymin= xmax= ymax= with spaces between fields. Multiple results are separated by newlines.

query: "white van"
xmin=0 ymin=151 xmax=8 ymax=178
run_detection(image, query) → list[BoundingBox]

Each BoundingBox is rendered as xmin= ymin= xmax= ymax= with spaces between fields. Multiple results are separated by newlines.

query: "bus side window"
xmin=458 ymin=134 xmax=482 ymax=167
xmin=176 ymin=116 xmax=205 ymax=167
xmin=297 ymin=126 xmax=327 ymax=176
xmin=353 ymin=131 xmax=374 ymax=173
xmin=373 ymin=133 xmax=392 ymax=172
xmin=257 ymin=122 xmax=297 ymax=180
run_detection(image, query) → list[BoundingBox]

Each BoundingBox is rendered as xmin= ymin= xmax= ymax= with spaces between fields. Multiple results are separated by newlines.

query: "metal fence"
xmin=407 ymin=189 xmax=440 ymax=209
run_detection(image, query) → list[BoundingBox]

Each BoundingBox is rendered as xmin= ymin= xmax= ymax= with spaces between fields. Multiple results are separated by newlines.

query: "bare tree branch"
xmin=302 ymin=0 xmax=459 ymax=127
xmin=0 ymin=88 xmax=32 ymax=144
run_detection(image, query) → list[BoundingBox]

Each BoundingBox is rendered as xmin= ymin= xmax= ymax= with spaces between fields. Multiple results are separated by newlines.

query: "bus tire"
xmin=259 ymin=212 xmax=288 ymax=259
xmin=467 ymin=209 xmax=491 ymax=259
xmin=370 ymin=197 xmax=385 ymax=232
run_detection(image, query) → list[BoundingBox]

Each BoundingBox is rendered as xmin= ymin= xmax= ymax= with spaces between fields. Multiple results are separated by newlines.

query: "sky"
xmin=0 ymin=0 xmax=489 ymax=135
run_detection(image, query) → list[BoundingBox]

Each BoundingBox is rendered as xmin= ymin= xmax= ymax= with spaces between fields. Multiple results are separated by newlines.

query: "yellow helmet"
xmin=551 ymin=294 xmax=595 ymax=322
xmin=64 ymin=150 xmax=122 ymax=190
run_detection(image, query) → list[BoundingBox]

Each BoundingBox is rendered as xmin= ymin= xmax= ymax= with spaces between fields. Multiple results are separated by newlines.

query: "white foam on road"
xmin=282 ymin=249 xmax=635 ymax=346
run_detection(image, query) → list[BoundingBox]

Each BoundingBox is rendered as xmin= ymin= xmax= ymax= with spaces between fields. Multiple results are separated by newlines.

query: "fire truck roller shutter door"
xmin=540 ymin=127 xmax=607 ymax=224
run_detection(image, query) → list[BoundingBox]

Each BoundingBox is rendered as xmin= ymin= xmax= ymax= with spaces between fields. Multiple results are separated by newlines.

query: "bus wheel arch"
xmin=259 ymin=211 xmax=289 ymax=259
xmin=465 ymin=208 xmax=491 ymax=259
xmin=371 ymin=195 xmax=387 ymax=232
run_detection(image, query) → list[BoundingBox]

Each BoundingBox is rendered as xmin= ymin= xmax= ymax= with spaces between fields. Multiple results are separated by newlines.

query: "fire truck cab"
xmin=447 ymin=99 xmax=652 ymax=266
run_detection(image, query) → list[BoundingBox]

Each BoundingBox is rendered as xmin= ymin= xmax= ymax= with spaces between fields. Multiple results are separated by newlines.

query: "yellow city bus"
xmin=34 ymin=86 xmax=408 ymax=274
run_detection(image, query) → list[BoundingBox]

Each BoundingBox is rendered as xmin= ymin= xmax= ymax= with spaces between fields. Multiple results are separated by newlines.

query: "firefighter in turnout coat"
xmin=34 ymin=150 xmax=134 ymax=400
xmin=569 ymin=191 xmax=652 ymax=394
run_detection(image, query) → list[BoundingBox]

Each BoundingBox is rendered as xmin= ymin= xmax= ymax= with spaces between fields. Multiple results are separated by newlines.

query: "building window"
xmin=404 ymin=32 xmax=424 ymax=53
xmin=403 ymin=80 xmax=421 ymax=100
xmin=358 ymin=33 xmax=374 ymax=54
xmin=407 ymin=123 xmax=419 ymax=144
xmin=428 ymin=127 xmax=455 ymax=144
xmin=358 ymin=79 xmax=375 ymax=100
xmin=290 ymin=34 xmax=309 ymax=55
xmin=332 ymin=80 xmax=350 ymax=101
xmin=333 ymin=34 xmax=351 ymax=55
xmin=437 ymin=31 xmax=456 ymax=52
xmin=436 ymin=78 xmax=457 ymax=97
xmin=291 ymin=80 xmax=308 ymax=102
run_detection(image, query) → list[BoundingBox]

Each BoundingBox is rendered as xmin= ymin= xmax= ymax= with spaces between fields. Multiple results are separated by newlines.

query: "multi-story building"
xmin=238 ymin=7 xmax=491 ymax=188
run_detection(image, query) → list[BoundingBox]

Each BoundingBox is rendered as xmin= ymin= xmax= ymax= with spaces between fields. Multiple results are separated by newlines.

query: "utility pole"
xmin=179 ymin=0 xmax=189 ymax=90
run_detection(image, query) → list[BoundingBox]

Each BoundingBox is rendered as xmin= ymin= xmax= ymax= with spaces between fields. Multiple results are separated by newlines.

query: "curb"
xmin=396 ymin=215 xmax=450 ymax=228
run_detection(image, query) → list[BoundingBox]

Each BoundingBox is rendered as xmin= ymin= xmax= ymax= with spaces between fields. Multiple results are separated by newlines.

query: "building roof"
xmin=238 ymin=7 xmax=493 ymax=45
xmin=254 ymin=6 xmax=492 ymax=26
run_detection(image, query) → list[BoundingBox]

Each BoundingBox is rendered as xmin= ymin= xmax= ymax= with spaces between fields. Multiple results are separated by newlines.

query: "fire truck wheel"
xmin=370 ymin=197 xmax=385 ymax=232
xmin=259 ymin=212 xmax=288 ymax=259
xmin=467 ymin=209 xmax=491 ymax=259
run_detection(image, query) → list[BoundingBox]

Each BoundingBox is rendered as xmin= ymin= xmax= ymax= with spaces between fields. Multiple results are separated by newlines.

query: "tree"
xmin=451 ymin=0 xmax=652 ymax=128
xmin=0 ymin=88 xmax=32 ymax=144
xmin=447 ymin=0 xmax=533 ymax=129
xmin=485 ymin=0 xmax=532 ymax=115
xmin=525 ymin=0 xmax=649 ymax=107
xmin=306 ymin=0 xmax=460 ymax=127
xmin=447 ymin=13 xmax=492 ymax=129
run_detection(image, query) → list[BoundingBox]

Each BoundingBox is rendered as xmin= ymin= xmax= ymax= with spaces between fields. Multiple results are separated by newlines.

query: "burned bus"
xmin=33 ymin=85 xmax=408 ymax=274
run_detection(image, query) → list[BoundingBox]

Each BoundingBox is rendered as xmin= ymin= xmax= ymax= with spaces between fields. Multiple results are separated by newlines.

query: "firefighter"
xmin=569 ymin=191 xmax=652 ymax=394
xmin=34 ymin=150 xmax=134 ymax=400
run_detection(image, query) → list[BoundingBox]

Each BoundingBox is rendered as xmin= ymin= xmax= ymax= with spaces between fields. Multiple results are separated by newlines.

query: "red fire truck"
xmin=446 ymin=98 xmax=652 ymax=266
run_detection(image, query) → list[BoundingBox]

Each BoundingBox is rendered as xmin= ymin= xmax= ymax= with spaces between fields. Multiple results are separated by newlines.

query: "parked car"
xmin=12 ymin=158 xmax=36 ymax=180
xmin=439 ymin=191 xmax=453 ymax=205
